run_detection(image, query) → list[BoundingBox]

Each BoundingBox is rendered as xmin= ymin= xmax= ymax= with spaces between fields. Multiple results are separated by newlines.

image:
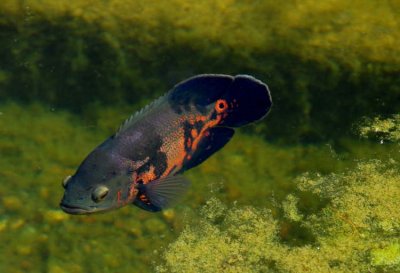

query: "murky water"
xmin=1 ymin=1 xmax=399 ymax=272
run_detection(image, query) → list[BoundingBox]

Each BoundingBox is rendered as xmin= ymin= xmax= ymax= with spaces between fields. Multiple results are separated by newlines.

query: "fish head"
xmin=60 ymin=150 xmax=138 ymax=214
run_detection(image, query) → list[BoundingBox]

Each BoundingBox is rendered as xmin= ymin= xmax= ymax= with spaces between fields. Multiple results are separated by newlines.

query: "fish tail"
xmin=220 ymin=75 xmax=272 ymax=127
xmin=166 ymin=74 xmax=272 ymax=171
xmin=169 ymin=74 xmax=272 ymax=127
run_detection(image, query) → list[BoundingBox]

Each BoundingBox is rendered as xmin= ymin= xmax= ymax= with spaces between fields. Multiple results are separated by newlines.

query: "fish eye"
xmin=62 ymin=175 xmax=72 ymax=188
xmin=92 ymin=185 xmax=109 ymax=203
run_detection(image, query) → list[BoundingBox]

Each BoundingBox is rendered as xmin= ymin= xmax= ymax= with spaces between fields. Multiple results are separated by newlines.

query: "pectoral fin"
xmin=133 ymin=175 xmax=190 ymax=212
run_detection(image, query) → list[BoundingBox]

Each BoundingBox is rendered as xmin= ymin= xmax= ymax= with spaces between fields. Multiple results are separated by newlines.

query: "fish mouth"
xmin=60 ymin=203 xmax=94 ymax=215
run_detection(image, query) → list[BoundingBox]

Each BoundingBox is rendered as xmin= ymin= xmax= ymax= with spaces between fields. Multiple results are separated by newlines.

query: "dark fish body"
xmin=60 ymin=74 xmax=272 ymax=214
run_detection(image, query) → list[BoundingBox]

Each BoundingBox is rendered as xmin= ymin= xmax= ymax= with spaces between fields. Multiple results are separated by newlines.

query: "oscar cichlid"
xmin=60 ymin=74 xmax=272 ymax=214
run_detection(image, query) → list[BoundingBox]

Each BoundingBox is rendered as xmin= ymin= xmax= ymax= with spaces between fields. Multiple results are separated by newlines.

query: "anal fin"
xmin=133 ymin=198 xmax=162 ymax=212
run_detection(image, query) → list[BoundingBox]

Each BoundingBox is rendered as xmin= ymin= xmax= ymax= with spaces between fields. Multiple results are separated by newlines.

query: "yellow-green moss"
xmin=359 ymin=114 xmax=400 ymax=142
xmin=371 ymin=243 xmax=400 ymax=267
xmin=156 ymin=199 xmax=279 ymax=273
xmin=157 ymin=160 xmax=400 ymax=273
xmin=282 ymin=194 xmax=303 ymax=222
xmin=2 ymin=0 xmax=399 ymax=67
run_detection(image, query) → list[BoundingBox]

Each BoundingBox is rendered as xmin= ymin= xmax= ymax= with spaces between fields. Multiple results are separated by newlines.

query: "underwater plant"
xmin=359 ymin=114 xmax=400 ymax=143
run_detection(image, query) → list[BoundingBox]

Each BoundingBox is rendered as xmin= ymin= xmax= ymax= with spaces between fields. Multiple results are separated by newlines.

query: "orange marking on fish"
xmin=186 ymin=115 xmax=206 ymax=128
xmin=191 ymin=114 xmax=222 ymax=151
xmin=129 ymin=172 xmax=139 ymax=202
xmin=126 ymin=183 xmax=138 ymax=204
xmin=140 ymin=194 xmax=148 ymax=202
xmin=161 ymin=111 xmax=222 ymax=177
xmin=191 ymin=129 xmax=198 ymax=138
xmin=117 ymin=190 xmax=122 ymax=204
xmin=138 ymin=165 xmax=157 ymax=184
xmin=195 ymin=115 xmax=207 ymax=122
xmin=160 ymin=127 xmax=187 ymax=177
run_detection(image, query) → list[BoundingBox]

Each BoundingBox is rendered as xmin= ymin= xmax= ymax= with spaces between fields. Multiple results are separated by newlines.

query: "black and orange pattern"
xmin=60 ymin=74 xmax=271 ymax=214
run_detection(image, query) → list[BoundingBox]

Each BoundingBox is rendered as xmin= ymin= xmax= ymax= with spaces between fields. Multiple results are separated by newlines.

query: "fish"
xmin=60 ymin=74 xmax=272 ymax=214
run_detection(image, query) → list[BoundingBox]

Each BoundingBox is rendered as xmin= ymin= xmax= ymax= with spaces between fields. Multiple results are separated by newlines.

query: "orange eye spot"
xmin=215 ymin=99 xmax=228 ymax=113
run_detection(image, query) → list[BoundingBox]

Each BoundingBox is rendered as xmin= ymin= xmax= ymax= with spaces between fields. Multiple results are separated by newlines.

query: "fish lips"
xmin=60 ymin=199 xmax=112 ymax=215
xmin=59 ymin=196 xmax=98 ymax=214
xmin=59 ymin=202 xmax=93 ymax=215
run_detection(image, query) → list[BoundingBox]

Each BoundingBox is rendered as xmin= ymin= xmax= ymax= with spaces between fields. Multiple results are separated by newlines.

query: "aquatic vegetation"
xmin=156 ymin=117 xmax=400 ymax=272
xmin=156 ymin=198 xmax=280 ymax=273
xmin=359 ymin=114 xmax=400 ymax=142
xmin=0 ymin=0 xmax=399 ymax=141
xmin=157 ymin=162 xmax=400 ymax=273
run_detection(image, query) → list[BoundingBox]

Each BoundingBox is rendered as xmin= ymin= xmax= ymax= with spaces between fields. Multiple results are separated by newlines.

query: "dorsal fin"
xmin=168 ymin=74 xmax=233 ymax=106
xmin=115 ymin=94 xmax=167 ymax=137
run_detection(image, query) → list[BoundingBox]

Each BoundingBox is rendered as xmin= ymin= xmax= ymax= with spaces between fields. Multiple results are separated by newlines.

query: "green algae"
xmin=156 ymin=199 xmax=279 ymax=273
xmin=371 ymin=243 xmax=400 ymax=267
xmin=282 ymin=194 xmax=303 ymax=222
xmin=359 ymin=114 xmax=400 ymax=143
xmin=157 ymin=162 xmax=400 ymax=273
xmin=0 ymin=0 xmax=399 ymax=141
